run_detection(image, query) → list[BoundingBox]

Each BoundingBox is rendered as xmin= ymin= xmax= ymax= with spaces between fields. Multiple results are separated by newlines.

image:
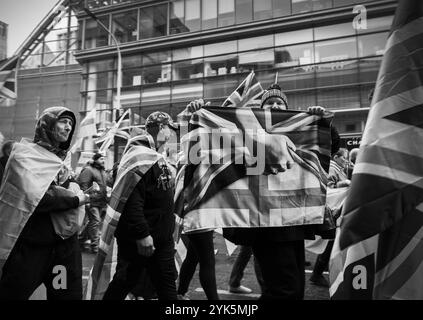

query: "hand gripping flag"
xmin=330 ymin=0 xmax=423 ymax=300
xmin=84 ymin=135 xmax=163 ymax=300
xmin=178 ymin=106 xmax=332 ymax=232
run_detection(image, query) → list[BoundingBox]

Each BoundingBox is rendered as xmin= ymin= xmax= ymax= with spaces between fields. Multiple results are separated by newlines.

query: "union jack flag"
xmin=221 ymin=71 xmax=264 ymax=108
xmin=178 ymin=106 xmax=333 ymax=232
xmin=96 ymin=109 xmax=131 ymax=152
xmin=330 ymin=0 xmax=423 ymax=299
xmin=0 ymin=56 xmax=19 ymax=107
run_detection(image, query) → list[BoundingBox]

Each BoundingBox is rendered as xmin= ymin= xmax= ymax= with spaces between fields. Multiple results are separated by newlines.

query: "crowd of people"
xmin=0 ymin=83 xmax=358 ymax=301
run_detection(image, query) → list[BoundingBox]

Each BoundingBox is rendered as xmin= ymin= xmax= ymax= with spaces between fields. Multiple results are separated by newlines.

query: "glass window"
xmin=275 ymin=43 xmax=314 ymax=67
xmin=315 ymin=37 xmax=357 ymax=63
xmin=204 ymin=54 xmax=238 ymax=76
xmin=278 ymin=67 xmax=315 ymax=91
xmin=142 ymin=51 xmax=171 ymax=66
xmin=112 ymin=10 xmax=138 ymax=43
xmin=204 ymin=41 xmax=237 ymax=56
xmin=122 ymin=55 xmax=142 ymax=69
xmin=204 ymin=75 xmax=239 ymax=99
xmin=273 ymin=0 xmax=291 ymax=18
xmin=357 ymin=15 xmax=393 ymax=34
xmin=314 ymin=22 xmax=356 ymax=41
xmin=218 ymin=0 xmax=235 ymax=27
xmin=358 ymin=57 xmax=382 ymax=83
xmin=142 ymin=64 xmax=172 ymax=84
xmin=170 ymin=0 xmax=187 ymax=34
xmin=122 ymin=67 xmax=143 ymax=87
xmin=292 ymin=0 xmax=312 ymax=14
xmin=84 ymin=15 xmax=110 ymax=49
xmin=239 ymin=34 xmax=273 ymax=51
xmin=141 ymin=85 xmax=171 ymax=106
xmin=139 ymin=4 xmax=168 ymax=40
xmin=238 ymin=49 xmax=274 ymax=73
xmin=333 ymin=0 xmax=355 ymax=7
xmin=275 ymin=29 xmax=313 ymax=46
xmin=312 ymin=0 xmax=332 ymax=11
xmin=317 ymin=87 xmax=361 ymax=109
xmin=185 ymin=0 xmax=201 ymax=32
xmin=89 ymin=59 xmax=114 ymax=73
xmin=315 ymin=60 xmax=359 ymax=87
xmin=172 ymin=82 xmax=204 ymax=102
xmin=173 ymin=46 xmax=203 ymax=61
xmin=285 ymin=90 xmax=316 ymax=110
xmin=87 ymin=72 xmax=114 ymax=91
xmin=121 ymin=87 xmax=141 ymax=108
xmin=202 ymin=0 xmax=218 ymax=30
xmin=235 ymin=0 xmax=253 ymax=24
xmin=358 ymin=32 xmax=388 ymax=57
xmin=254 ymin=0 xmax=272 ymax=21
xmin=173 ymin=59 xmax=204 ymax=81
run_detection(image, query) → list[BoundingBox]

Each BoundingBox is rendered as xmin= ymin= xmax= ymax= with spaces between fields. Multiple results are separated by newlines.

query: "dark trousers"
xmin=177 ymin=231 xmax=219 ymax=300
xmin=103 ymin=240 xmax=177 ymax=300
xmin=0 ymin=236 xmax=82 ymax=300
xmin=229 ymin=245 xmax=265 ymax=292
xmin=313 ymin=240 xmax=334 ymax=276
xmin=252 ymin=240 xmax=305 ymax=300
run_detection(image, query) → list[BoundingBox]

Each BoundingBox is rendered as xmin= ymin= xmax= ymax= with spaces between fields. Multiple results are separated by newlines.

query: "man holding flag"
xmin=330 ymin=0 xmax=423 ymax=299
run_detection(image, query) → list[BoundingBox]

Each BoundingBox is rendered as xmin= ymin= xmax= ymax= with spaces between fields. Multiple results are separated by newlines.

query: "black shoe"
xmin=310 ymin=274 xmax=329 ymax=288
xmin=305 ymin=260 xmax=312 ymax=267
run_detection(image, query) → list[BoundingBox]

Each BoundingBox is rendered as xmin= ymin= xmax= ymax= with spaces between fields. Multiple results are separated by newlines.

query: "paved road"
xmin=81 ymin=233 xmax=330 ymax=300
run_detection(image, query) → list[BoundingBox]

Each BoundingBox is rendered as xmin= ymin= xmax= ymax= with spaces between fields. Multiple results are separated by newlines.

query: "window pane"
xmin=312 ymin=0 xmax=332 ymax=11
xmin=89 ymin=59 xmax=114 ymax=73
xmin=84 ymin=15 xmax=110 ymax=49
xmin=359 ymin=57 xmax=381 ymax=83
xmin=275 ymin=29 xmax=313 ymax=46
xmin=292 ymin=0 xmax=312 ymax=14
xmin=286 ymin=90 xmax=316 ymax=110
xmin=87 ymin=72 xmax=113 ymax=91
xmin=122 ymin=67 xmax=143 ymax=87
xmin=315 ymin=60 xmax=358 ymax=87
xmin=254 ymin=0 xmax=272 ymax=21
xmin=121 ymin=87 xmax=141 ymax=108
xmin=142 ymin=64 xmax=171 ymax=84
xmin=204 ymin=54 xmax=238 ymax=76
xmin=172 ymin=82 xmax=204 ymax=102
xmin=218 ymin=0 xmax=235 ymax=27
xmin=185 ymin=0 xmax=201 ymax=32
xmin=170 ymin=0 xmax=187 ymax=34
xmin=315 ymin=37 xmax=357 ymax=63
xmin=314 ymin=22 xmax=356 ymax=41
xmin=142 ymin=51 xmax=171 ymax=65
xmin=122 ymin=55 xmax=142 ymax=69
xmin=173 ymin=46 xmax=203 ymax=61
xmin=275 ymin=43 xmax=314 ymax=67
xmin=333 ymin=0 xmax=355 ymax=7
xmin=278 ymin=67 xmax=315 ymax=91
xmin=204 ymin=75 xmax=239 ymax=99
xmin=141 ymin=85 xmax=171 ymax=106
xmin=235 ymin=0 xmax=253 ymax=24
xmin=112 ymin=10 xmax=138 ymax=43
xmin=358 ymin=32 xmax=388 ymax=57
xmin=204 ymin=41 xmax=237 ymax=56
xmin=202 ymin=0 xmax=217 ymax=30
xmin=273 ymin=0 xmax=291 ymax=18
xmin=173 ymin=59 xmax=204 ymax=81
xmin=139 ymin=4 xmax=168 ymax=40
xmin=357 ymin=15 xmax=393 ymax=34
xmin=238 ymin=49 xmax=274 ymax=73
xmin=239 ymin=34 xmax=273 ymax=51
xmin=317 ymin=87 xmax=361 ymax=109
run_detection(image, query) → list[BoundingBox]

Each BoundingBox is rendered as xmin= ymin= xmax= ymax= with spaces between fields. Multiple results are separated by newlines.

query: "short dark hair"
xmin=92 ymin=152 xmax=104 ymax=161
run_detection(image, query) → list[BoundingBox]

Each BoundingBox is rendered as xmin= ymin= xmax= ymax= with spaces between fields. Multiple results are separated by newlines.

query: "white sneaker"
xmin=229 ymin=285 xmax=253 ymax=294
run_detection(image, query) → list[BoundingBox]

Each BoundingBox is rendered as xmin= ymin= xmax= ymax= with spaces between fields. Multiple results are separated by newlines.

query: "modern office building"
xmin=0 ymin=21 xmax=7 ymax=61
xmin=1 ymin=0 xmax=397 ymax=153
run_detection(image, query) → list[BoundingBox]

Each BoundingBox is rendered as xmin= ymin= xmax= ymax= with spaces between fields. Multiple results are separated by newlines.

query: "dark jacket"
xmin=223 ymin=124 xmax=341 ymax=245
xmin=78 ymin=161 xmax=108 ymax=207
xmin=115 ymin=162 xmax=175 ymax=256
xmin=0 ymin=156 xmax=7 ymax=185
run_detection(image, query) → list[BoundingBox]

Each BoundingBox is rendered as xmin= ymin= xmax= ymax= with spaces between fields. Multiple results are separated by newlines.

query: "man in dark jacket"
xmin=0 ymin=106 xmax=90 ymax=300
xmin=102 ymin=112 xmax=178 ymax=300
xmin=78 ymin=152 xmax=108 ymax=253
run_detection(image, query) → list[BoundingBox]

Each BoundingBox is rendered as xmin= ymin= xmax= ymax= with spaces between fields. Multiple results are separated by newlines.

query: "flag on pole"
xmin=221 ymin=71 xmax=264 ymax=108
xmin=96 ymin=109 xmax=131 ymax=153
xmin=0 ymin=56 xmax=19 ymax=107
xmin=70 ymin=107 xmax=98 ymax=153
xmin=330 ymin=0 xmax=423 ymax=300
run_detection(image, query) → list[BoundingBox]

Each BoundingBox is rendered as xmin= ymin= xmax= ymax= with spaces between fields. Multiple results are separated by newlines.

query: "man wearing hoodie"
xmin=0 ymin=107 xmax=90 ymax=300
xmin=78 ymin=152 xmax=108 ymax=253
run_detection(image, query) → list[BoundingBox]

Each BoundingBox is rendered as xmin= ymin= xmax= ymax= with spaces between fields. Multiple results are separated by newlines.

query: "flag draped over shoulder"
xmin=330 ymin=0 xmax=423 ymax=300
xmin=0 ymin=56 xmax=19 ymax=107
xmin=178 ymin=106 xmax=332 ymax=232
xmin=85 ymin=138 xmax=162 ymax=300
xmin=0 ymin=139 xmax=70 ymax=278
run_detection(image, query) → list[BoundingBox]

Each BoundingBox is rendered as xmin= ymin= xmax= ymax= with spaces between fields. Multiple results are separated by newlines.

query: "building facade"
xmin=74 ymin=0 xmax=397 ymax=147
xmin=0 ymin=21 xmax=7 ymax=61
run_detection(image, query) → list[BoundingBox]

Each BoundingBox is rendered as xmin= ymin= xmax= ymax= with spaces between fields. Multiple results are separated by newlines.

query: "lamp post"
xmin=83 ymin=7 xmax=122 ymax=114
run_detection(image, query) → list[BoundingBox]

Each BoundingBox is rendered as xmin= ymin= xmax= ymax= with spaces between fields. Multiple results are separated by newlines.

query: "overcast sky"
xmin=0 ymin=0 xmax=58 ymax=57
